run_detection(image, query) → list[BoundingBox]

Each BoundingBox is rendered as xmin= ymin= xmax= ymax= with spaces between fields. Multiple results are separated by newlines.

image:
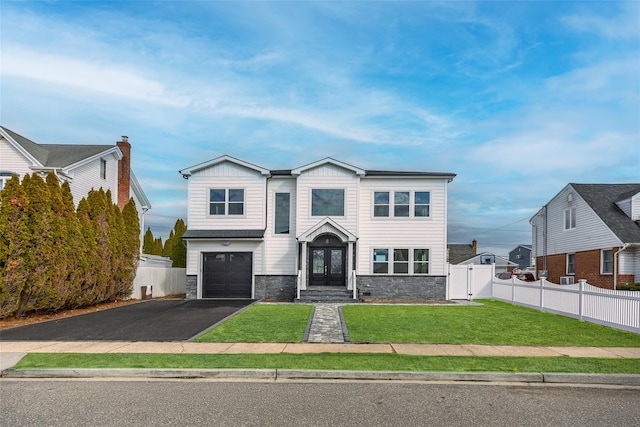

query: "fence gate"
xmin=448 ymin=264 xmax=495 ymax=300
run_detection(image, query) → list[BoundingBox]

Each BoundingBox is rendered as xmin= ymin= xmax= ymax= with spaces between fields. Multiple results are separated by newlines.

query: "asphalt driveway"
xmin=0 ymin=300 xmax=255 ymax=342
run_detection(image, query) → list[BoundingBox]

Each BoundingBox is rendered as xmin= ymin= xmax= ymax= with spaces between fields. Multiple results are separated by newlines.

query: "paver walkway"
xmin=305 ymin=304 xmax=346 ymax=343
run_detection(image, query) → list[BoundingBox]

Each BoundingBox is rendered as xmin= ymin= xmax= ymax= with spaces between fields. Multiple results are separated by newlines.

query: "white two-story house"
xmin=0 ymin=126 xmax=151 ymax=238
xmin=179 ymin=156 xmax=455 ymax=301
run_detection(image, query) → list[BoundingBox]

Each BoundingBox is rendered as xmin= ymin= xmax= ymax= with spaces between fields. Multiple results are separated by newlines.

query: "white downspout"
xmin=614 ymin=244 xmax=630 ymax=290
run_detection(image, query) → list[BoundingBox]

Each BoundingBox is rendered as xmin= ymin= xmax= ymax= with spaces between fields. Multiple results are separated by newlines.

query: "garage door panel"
xmin=202 ymin=252 xmax=252 ymax=298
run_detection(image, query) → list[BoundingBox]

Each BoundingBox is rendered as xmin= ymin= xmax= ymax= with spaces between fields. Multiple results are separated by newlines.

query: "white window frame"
xmin=566 ymin=253 xmax=575 ymax=275
xmin=372 ymin=190 xmax=431 ymax=219
xmin=601 ymin=249 xmax=613 ymax=275
xmin=564 ymin=207 xmax=576 ymax=230
xmin=208 ymin=188 xmax=245 ymax=217
xmin=372 ymin=247 xmax=430 ymax=275
xmin=0 ymin=172 xmax=17 ymax=191
xmin=274 ymin=192 xmax=290 ymax=235
xmin=100 ymin=159 xmax=107 ymax=180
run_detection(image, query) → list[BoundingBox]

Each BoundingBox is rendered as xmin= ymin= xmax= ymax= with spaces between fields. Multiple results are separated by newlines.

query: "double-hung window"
xmin=373 ymin=192 xmax=390 ymax=217
xmin=373 ymin=249 xmax=389 ymax=273
xmin=601 ymin=249 xmax=613 ymax=274
xmin=312 ymin=189 xmax=344 ymax=216
xmin=274 ymin=193 xmax=290 ymax=234
xmin=567 ymin=253 xmax=575 ymax=275
xmin=373 ymin=191 xmax=431 ymax=218
xmin=373 ymin=248 xmax=429 ymax=274
xmin=564 ymin=208 xmax=576 ymax=230
xmin=209 ymin=188 xmax=244 ymax=216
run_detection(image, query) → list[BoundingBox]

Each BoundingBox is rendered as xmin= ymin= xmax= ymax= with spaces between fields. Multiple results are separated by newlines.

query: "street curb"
xmin=2 ymin=368 xmax=276 ymax=379
xmin=542 ymin=373 xmax=640 ymax=386
xmin=2 ymin=368 xmax=639 ymax=385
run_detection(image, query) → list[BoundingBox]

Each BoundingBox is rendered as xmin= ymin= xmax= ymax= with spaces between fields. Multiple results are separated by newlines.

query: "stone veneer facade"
xmin=356 ymin=275 xmax=447 ymax=301
xmin=254 ymin=275 xmax=297 ymax=301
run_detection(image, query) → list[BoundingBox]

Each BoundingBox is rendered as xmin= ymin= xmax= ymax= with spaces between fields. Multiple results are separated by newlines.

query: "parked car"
xmin=495 ymin=271 xmax=536 ymax=281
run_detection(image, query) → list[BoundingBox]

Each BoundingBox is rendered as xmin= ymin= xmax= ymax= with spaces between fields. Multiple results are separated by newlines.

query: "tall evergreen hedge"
xmin=0 ymin=172 xmax=140 ymax=318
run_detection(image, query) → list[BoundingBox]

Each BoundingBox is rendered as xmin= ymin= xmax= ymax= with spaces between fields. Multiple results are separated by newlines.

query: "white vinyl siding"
xmin=264 ymin=178 xmax=297 ymax=274
xmin=186 ymin=162 xmax=266 ymax=230
xmin=296 ymin=164 xmax=358 ymax=238
xmin=0 ymin=140 xmax=33 ymax=178
xmin=531 ymin=184 xmax=621 ymax=257
xmin=358 ymin=178 xmax=448 ymax=276
xmin=68 ymin=157 xmax=119 ymax=206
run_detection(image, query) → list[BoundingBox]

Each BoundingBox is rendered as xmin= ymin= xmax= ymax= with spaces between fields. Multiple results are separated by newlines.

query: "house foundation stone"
xmin=255 ymin=275 xmax=297 ymax=301
xmin=356 ymin=276 xmax=446 ymax=301
xmin=186 ymin=275 xmax=197 ymax=299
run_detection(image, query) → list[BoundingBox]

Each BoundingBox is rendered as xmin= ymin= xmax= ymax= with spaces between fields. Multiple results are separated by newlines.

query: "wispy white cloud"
xmin=562 ymin=2 xmax=640 ymax=40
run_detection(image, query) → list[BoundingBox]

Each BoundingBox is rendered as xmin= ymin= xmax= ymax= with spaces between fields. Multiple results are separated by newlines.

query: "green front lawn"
xmin=14 ymin=353 xmax=640 ymax=374
xmin=192 ymin=304 xmax=313 ymax=342
xmin=342 ymin=300 xmax=640 ymax=347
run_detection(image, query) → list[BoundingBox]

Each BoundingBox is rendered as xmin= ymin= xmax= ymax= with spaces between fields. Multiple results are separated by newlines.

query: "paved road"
xmin=0 ymin=300 xmax=254 ymax=341
xmin=1 ymin=379 xmax=639 ymax=426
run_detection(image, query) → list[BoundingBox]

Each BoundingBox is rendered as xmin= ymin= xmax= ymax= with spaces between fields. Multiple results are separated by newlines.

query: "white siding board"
xmin=264 ymin=178 xmax=298 ymax=274
xmin=68 ymin=157 xmax=119 ymax=206
xmin=296 ymin=172 xmax=359 ymax=237
xmin=357 ymin=178 xmax=449 ymax=275
xmin=186 ymin=174 xmax=266 ymax=230
xmin=0 ymin=140 xmax=33 ymax=176
xmin=543 ymin=185 xmax=621 ymax=255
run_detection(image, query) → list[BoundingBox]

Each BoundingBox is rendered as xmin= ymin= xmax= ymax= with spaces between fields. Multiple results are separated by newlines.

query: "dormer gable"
xmin=291 ymin=157 xmax=366 ymax=177
xmin=615 ymin=191 xmax=640 ymax=221
xmin=179 ymin=155 xmax=271 ymax=179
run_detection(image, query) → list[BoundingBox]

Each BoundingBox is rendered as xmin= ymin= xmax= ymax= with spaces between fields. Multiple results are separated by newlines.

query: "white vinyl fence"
xmin=131 ymin=267 xmax=186 ymax=299
xmin=492 ymin=277 xmax=640 ymax=334
xmin=448 ymin=264 xmax=495 ymax=300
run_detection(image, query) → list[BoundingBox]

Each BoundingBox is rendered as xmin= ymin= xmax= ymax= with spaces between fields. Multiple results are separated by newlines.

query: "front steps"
xmin=295 ymin=286 xmax=357 ymax=303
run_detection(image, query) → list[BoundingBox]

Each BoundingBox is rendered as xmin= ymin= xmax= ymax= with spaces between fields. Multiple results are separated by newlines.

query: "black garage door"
xmin=202 ymin=252 xmax=253 ymax=298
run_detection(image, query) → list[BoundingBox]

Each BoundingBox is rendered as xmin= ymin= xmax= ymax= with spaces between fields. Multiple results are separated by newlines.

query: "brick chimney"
xmin=116 ymin=135 xmax=131 ymax=210
xmin=472 ymin=239 xmax=477 ymax=254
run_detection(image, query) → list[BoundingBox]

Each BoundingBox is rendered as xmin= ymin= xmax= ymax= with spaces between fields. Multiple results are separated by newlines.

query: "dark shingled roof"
xmin=448 ymin=244 xmax=475 ymax=263
xmin=2 ymin=126 xmax=114 ymax=168
xmin=571 ymin=183 xmax=640 ymax=244
xmin=182 ymin=229 xmax=265 ymax=239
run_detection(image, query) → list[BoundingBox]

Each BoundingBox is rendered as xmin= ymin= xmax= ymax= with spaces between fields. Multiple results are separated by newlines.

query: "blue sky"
xmin=2 ymin=1 xmax=639 ymax=256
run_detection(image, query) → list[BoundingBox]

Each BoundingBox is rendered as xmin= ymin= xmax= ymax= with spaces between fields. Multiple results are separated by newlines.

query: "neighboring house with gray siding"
xmin=0 ymin=126 xmax=151 ymax=239
xmin=179 ymin=155 xmax=456 ymax=302
xmin=530 ymin=183 xmax=640 ymax=289
xmin=509 ymin=244 xmax=533 ymax=270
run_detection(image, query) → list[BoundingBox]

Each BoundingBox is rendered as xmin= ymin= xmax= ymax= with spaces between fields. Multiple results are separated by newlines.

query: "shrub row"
xmin=0 ymin=173 xmax=140 ymax=318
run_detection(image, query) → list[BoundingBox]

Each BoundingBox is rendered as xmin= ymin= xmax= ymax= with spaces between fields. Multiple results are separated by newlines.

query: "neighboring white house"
xmin=449 ymin=251 xmax=516 ymax=274
xmin=530 ymin=183 xmax=640 ymax=289
xmin=179 ymin=155 xmax=456 ymax=301
xmin=0 ymin=126 xmax=151 ymax=239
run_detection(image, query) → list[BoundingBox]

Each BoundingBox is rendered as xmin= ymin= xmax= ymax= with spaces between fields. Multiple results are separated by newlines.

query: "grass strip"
xmin=14 ymin=353 xmax=640 ymax=374
xmin=192 ymin=304 xmax=313 ymax=342
xmin=342 ymin=299 xmax=640 ymax=347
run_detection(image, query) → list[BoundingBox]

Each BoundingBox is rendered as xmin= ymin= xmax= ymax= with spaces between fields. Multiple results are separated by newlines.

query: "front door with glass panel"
xmin=309 ymin=247 xmax=345 ymax=286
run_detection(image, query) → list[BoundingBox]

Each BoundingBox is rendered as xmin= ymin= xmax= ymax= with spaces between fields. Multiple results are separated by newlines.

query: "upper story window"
xmin=274 ymin=192 xmax=290 ymax=234
xmin=564 ymin=207 xmax=576 ymax=230
xmin=100 ymin=159 xmax=107 ymax=179
xmin=209 ymin=188 xmax=244 ymax=216
xmin=312 ymin=189 xmax=344 ymax=216
xmin=373 ymin=192 xmax=390 ymax=217
xmin=373 ymin=190 xmax=431 ymax=218
xmin=601 ymin=249 xmax=613 ymax=274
